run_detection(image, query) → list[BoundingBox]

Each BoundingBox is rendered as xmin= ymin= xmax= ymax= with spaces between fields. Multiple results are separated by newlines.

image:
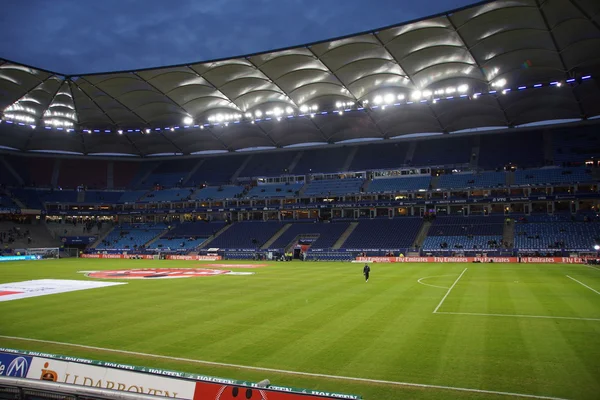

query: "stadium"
xmin=0 ymin=0 xmax=599 ymax=399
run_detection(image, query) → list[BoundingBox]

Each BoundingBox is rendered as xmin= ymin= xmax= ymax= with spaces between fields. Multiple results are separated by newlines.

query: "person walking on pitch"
xmin=363 ymin=263 xmax=371 ymax=282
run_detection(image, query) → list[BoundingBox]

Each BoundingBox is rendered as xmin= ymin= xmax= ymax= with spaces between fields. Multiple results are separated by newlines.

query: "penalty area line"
xmin=566 ymin=275 xmax=600 ymax=295
xmin=433 ymin=267 xmax=467 ymax=314
xmin=0 ymin=335 xmax=567 ymax=400
xmin=435 ymin=311 xmax=600 ymax=322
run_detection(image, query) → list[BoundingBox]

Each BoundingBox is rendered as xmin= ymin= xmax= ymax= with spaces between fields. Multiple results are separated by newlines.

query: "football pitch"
xmin=1 ymin=259 xmax=599 ymax=399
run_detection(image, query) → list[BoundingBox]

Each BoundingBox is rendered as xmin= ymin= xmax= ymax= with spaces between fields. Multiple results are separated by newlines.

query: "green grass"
xmin=1 ymin=259 xmax=599 ymax=399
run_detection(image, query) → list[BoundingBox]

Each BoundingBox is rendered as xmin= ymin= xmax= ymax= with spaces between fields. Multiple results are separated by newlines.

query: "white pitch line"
xmin=0 ymin=335 xmax=568 ymax=400
xmin=433 ymin=268 xmax=467 ymax=314
xmin=435 ymin=311 xmax=600 ymax=322
xmin=566 ymin=275 xmax=600 ymax=295
xmin=417 ymin=275 xmax=451 ymax=290
xmin=583 ymin=264 xmax=600 ymax=271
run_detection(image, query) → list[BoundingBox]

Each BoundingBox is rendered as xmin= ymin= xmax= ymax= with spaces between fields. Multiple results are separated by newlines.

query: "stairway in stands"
xmin=199 ymin=223 xmax=233 ymax=248
xmin=332 ymin=222 xmax=358 ymax=249
xmin=503 ymin=218 xmax=515 ymax=248
xmin=261 ymin=224 xmax=291 ymax=249
xmin=410 ymin=220 xmax=432 ymax=255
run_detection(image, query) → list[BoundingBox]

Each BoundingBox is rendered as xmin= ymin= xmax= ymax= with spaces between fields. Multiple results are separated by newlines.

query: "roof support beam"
xmin=446 ymin=15 xmax=512 ymax=127
xmin=567 ymin=0 xmax=600 ymax=33
xmin=372 ymin=34 xmax=447 ymax=134
xmin=305 ymin=47 xmax=387 ymax=141
xmin=77 ymin=77 xmax=150 ymax=125
xmin=536 ymin=0 xmax=587 ymax=120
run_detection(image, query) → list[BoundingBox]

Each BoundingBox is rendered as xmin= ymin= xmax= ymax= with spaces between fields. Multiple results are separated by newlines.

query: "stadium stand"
xmin=84 ymin=191 xmax=124 ymax=204
xmin=118 ymin=190 xmax=148 ymax=203
xmin=292 ymin=147 xmax=351 ymax=174
xmin=514 ymin=214 xmax=600 ymax=251
xmin=113 ymin=161 xmax=140 ymax=189
xmin=58 ymin=159 xmax=107 ymax=189
xmin=209 ymin=221 xmax=283 ymax=249
xmin=513 ymin=167 xmax=594 ymax=186
xmin=270 ymin=221 xmax=351 ymax=249
xmin=96 ymin=223 xmax=168 ymax=250
xmin=140 ymin=159 xmax=200 ymax=188
xmin=366 ymin=176 xmax=431 ymax=193
xmin=9 ymin=189 xmax=45 ymax=209
xmin=349 ymin=142 xmax=409 ymax=171
xmin=436 ymin=171 xmax=506 ymax=189
xmin=303 ymin=178 xmax=363 ymax=196
xmin=238 ymin=151 xmax=298 ymax=177
xmin=193 ymin=186 xmax=244 ymax=200
xmin=411 ymin=137 xmax=472 ymax=166
xmin=341 ymin=218 xmax=423 ymax=250
xmin=422 ymin=216 xmax=505 ymax=251
xmin=246 ymin=183 xmax=304 ymax=198
xmin=553 ymin=125 xmax=600 ymax=164
xmin=187 ymin=155 xmax=247 ymax=185
xmin=479 ymin=131 xmax=545 ymax=169
xmin=139 ymin=188 xmax=195 ymax=203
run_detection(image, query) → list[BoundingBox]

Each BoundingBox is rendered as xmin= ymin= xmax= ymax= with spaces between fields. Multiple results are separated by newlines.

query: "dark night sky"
xmin=0 ymin=0 xmax=478 ymax=75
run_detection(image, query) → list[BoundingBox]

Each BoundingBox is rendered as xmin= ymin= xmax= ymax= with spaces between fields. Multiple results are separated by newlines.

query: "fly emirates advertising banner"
xmin=0 ymin=349 xmax=361 ymax=400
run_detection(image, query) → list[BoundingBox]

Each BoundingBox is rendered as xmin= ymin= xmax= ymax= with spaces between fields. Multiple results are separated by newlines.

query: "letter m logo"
xmin=7 ymin=357 xmax=29 ymax=377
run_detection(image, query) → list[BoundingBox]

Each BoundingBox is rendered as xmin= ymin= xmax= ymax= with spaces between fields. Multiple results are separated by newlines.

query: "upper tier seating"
xmin=292 ymin=148 xmax=350 ymax=174
xmin=238 ymin=152 xmax=297 ymax=177
xmin=341 ymin=218 xmax=423 ymax=249
xmin=349 ymin=142 xmax=409 ymax=171
xmin=10 ymin=189 xmax=44 ymax=209
xmin=193 ymin=186 xmax=244 ymax=200
xmin=139 ymin=159 xmax=200 ymax=188
xmin=58 ymin=159 xmax=107 ymax=189
xmin=411 ymin=137 xmax=472 ymax=166
xmin=553 ymin=125 xmax=600 ymax=164
xmin=367 ymin=176 xmax=431 ymax=193
xmin=118 ymin=190 xmax=148 ymax=203
xmin=479 ymin=131 xmax=544 ymax=169
xmin=84 ymin=191 xmax=124 ymax=204
xmin=209 ymin=221 xmax=283 ymax=249
xmin=113 ymin=161 xmax=141 ymax=189
xmin=303 ymin=178 xmax=364 ymax=196
xmin=270 ymin=221 xmax=350 ymax=249
xmin=139 ymin=188 xmax=195 ymax=203
xmin=436 ymin=171 xmax=506 ymax=189
xmin=187 ymin=155 xmax=248 ymax=185
xmin=514 ymin=167 xmax=594 ymax=186
xmin=246 ymin=183 xmax=304 ymax=198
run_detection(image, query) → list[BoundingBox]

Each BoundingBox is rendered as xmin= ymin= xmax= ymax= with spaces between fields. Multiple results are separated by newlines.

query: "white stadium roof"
xmin=1 ymin=0 xmax=599 ymax=156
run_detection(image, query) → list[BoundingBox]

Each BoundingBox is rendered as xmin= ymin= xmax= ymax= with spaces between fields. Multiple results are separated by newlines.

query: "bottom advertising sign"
xmin=354 ymin=256 xmax=591 ymax=263
xmin=0 ymin=349 xmax=361 ymax=399
xmin=80 ymin=254 xmax=222 ymax=261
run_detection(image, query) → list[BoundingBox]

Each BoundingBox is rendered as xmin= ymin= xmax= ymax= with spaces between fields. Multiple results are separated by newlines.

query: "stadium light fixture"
xmin=170 ymin=127 xmax=175 ymax=132
xmin=457 ymin=84 xmax=469 ymax=93
xmin=145 ymin=128 xmax=150 ymax=134
xmin=492 ymin=78 xmax=507 ymax=88
xmin=373 ymin=95 xmax=382 ymax=105
xmin=183 ymin=116 xmax=193 ymax=125
xmin=299 ymin=105 xmax=309 ymax=113
xmin=445 ymin=87 xmax=456 ymax=94
xmin=422 ymin=90 xmax=432 ymax=98
xmin=255 ymin=110 xmax=263 ymax=117
xmin=285 ymin=106 xmax=293 ymax=115
xmin=244 ymin=112 xmax=252 ymax=118
xmin=311 ymin=105 xmax=318 ymax=111
xmin=411 ymin=91 xmax=422 ymax=100
xmin=594 ymin=244 xmax=600 ymax=251
xmin=384 ymin=93 xmax=394 ymax=104
xmin=335 ymin=101 xmax=342 ymax=108
xmin=118 ymin=130 xmax=123 ymax=135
